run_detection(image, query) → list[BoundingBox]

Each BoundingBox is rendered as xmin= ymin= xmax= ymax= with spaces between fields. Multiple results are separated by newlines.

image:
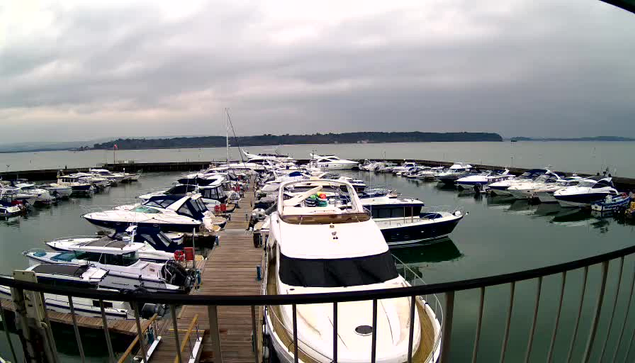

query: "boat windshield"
xmin=279 ymin=251 xmax=399 ymax=288
xmin=132 ymin=206 xmax=161 ymax=214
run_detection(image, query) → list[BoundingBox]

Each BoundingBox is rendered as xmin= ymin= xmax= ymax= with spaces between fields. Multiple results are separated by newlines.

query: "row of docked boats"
xmin=370 ymin=161 xmax=630 ymax=211
xmin=2 ymin=166 xmax=252 ymax=322
xmin=177 ymin=151 xmax=447 ymax=362
xmin=0 ymin=168 xmax=141 ymax=219
xmin=251 ymin=162 xmax=465 ymax=248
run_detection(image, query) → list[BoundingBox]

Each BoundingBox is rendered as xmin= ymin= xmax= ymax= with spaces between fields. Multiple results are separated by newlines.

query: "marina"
xmin=0 ymin=151 xmax=634 ymax=362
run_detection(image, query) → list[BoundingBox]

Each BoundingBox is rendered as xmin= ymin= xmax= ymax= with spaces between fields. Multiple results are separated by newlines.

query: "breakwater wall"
xmin=2 ymin=159 xmax=635 ymax=191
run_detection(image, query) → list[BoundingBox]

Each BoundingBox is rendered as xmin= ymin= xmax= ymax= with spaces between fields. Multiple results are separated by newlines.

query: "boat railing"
xmin=3 ymin=243 xmax=635 ymax=362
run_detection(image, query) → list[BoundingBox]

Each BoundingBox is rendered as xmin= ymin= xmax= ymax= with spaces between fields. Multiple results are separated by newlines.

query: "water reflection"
xmin=391 ymin=238 xmax=463 ymax=265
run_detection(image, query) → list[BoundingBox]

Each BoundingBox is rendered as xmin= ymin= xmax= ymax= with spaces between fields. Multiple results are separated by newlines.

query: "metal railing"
xmin=3 ymin=243 xmax=635 ymax=362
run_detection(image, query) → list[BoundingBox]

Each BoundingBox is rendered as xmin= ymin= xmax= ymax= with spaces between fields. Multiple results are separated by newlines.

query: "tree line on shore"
xmin=92 ymin=131 xmax=503 ymax=150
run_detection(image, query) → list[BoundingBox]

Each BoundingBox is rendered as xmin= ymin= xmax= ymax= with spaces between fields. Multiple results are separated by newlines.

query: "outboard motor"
xmin=140 ymin=303 xmax=167 ymax=319
xmin=248 ymin=208 xmax=267 ymax=230
xmin=162 ymin=261 xmax=195 ymax=293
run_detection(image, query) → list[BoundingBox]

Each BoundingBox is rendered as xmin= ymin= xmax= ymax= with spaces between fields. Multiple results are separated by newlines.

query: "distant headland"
xmin=509 ymin=136 xmax=635 ymax=142
xmin=91 ymin=132 xmax=503 ymax=150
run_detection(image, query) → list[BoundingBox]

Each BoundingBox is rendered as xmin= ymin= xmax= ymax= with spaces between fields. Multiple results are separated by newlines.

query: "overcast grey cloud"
xmin=0 ymin=0 xmax=634 ymax=143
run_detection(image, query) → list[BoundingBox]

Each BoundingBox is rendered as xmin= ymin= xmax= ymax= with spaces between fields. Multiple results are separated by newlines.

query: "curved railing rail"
xmin=2 ymin=243 xmax=635 ymax=362
xmin=1 ymin=243 xmax=634 ymax=305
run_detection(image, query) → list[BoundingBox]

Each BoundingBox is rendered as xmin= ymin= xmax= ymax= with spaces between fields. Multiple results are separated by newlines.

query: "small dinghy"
xmin=591 ymin=194 xmax=631 ymax=212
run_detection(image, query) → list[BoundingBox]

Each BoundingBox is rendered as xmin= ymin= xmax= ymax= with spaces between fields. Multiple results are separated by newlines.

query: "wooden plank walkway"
xmin=0 ymin=299 xmax=148 ymax=336
xmin=153 ymin=182 xmax=264 ymax=363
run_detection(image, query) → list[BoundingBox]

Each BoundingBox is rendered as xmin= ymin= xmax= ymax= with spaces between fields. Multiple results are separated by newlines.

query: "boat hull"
xmin=376 ymin=213 xmax=463 ymax=247
xmin=83 ymin=216 xmax=200 ymax=233
xmin=555 ymin=192 xmax=612 ymax=208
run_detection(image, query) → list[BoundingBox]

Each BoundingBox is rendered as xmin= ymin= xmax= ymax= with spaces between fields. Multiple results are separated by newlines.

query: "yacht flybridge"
xmin=263 ymin=179 xmax=441 ymax=363
xmin=309 ymin=153 xmax=359 ymax=170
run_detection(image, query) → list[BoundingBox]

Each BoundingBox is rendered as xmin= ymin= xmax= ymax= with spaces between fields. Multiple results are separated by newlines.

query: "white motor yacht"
xmin=362 ymin=196 xmax=464 ymax=247
xmin=14 ymin=182 xmax=56 ymax=205
xmin=506 ymin=171 xmax=562 ymax=200
xmin=487 ymin=169 xmax=550 ymax=196
xmin=42 ymin=183 xmax=73 ymax=199
xmin=456 ymin=169 xmax=513 ymax=191
xmin=263 ymin=179 xmax=441 ymax=363
xmin=309 ymin=153 xmax=359 ymax=170
xmin=391 ymin=162 xmax=418 ymax=176
xmin=554 ymin=177 xmax=619 ymax=208
xmin=25 ymin=241 xmax=194 ymax=293
xmin=534 ymin=177 xmax=594 ymax=203
xmin=0 ymin=264 xmax=162 ymax=320
xmin=83 ymin=194 xmax=226 ymax=233
xmin=46 ymin=226 xmax=184 ymax=261
xmin=57 ymin=175 xmax=95 ymax=196
xmin=435 ymin=163 xmax=473 ymax=185
xmin=89 ymin=168 xmax=127 ymax=184
xmin=415 ymin=167 xmax=444 ymax=181
xmin=0 ymin=185 xmax=37 ymax=206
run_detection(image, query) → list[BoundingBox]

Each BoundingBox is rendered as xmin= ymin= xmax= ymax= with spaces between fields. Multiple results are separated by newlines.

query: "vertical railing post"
xmin=67 ymin=296 xmax=86 ymax=363
xmin=599 ymin=257 xmax=624 ymax=362
xmin=567 ymin=266 xmax=589 ymax=363
xmin=39 ymin=292 xmax=60 ymax=363
xmin=170 ymin=305 xmax=183 ymax=363
xmin=251 ymin=305 xmax=258 ymax=363
xmin=440 ymin=291 xmax=455 ymax=363
xmin=581 ymin=261 xmax=610 ymax=363
xmin=208 ymin=305 xmax=223 ymax=363
xmin=333 ymin=302 xmax=338 ymax=363
xmin=547 ymin=272 xmax=567 ymax=363
xmin=371 ymin=299 xmax=378 ymax=363
xmin=0 ymin=304 xmax=19 ymax=363
xmin=612 ymin=264 xmax=635 ymax=363
xmin=471 ymin=287 xmax=485 ymax=363
xmin=99 ymin=300 xmax=116 ymax=363
xmin=133 ymin=302 xmax=148 ymax=363
xmin=499 ymin=282 xmax=516 ymax=363
xmin=524 ymin=277 xmax=543 ymax=363
xmin=407 ymin=295 xmax=416 ymax=363
xmin=292 ymin=304 xmax=299 ymax=363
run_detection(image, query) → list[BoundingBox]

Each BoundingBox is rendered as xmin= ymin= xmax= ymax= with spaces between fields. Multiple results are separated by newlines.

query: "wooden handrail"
xmin=173 ymin=314 xmax=199 ymax=363
xmin=117 ymin=314 xmax=158 ymax=363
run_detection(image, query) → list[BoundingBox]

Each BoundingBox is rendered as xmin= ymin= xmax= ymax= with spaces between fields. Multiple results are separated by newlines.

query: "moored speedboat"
xmin=83 ymin=194 xmax=226 ymax=233
xmin=456 ymin=169 xmax=512 ymax=191
xmin=435 ymin=162 xmax=473 ymax=185
xmin=46 ymin=225 xmax=185 ymax=259
xmin=24 ymin=241 xmax=194 ymax=293
xmin=362 ymin=196 xmax=464 ymax=247
xmin=42 ymin=183 xmax=73 ymax=199
xmin=0 ymin=264 xmax=165 ymax=320
xmin=263 ymin=179 xmax=441 ymax=363
xmin=487 ymin=169 xmax=550 ymax=196
xmin=507 ymin=171 xmax=561 ymax=200
xmin=554 ymin=177 xmax=620 ymax=208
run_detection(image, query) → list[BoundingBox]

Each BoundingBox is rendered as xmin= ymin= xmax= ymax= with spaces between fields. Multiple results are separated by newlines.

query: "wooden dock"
xmin=0 ymin=299 xmax=149 ymax=336
xmin=152 ymin=183 xmax=264 ymax=363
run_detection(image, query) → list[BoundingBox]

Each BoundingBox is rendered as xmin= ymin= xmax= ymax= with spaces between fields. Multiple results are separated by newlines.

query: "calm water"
xmin=1 ymin=171 xmax=635 ymax=361
xmin=2 ymin=141 xmax=635 ymax=177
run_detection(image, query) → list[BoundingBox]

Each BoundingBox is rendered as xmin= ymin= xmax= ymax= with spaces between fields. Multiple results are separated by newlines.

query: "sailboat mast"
xmin=225 ymin=108 xmax=230 ymax=163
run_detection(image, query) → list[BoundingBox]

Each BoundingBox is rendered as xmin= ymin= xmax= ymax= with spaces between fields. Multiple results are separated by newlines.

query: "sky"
xmin=0 ymin=0 xmax=634 ymax=144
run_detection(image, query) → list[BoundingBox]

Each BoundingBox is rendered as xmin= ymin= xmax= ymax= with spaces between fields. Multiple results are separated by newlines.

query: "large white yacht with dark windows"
xmin=554 ymin=176 xmax=619 ymax=208
xmin=309 ymin=153 xmax=359 ymax=170
xmin=262 ymin=179 xmax=441 ymax=363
